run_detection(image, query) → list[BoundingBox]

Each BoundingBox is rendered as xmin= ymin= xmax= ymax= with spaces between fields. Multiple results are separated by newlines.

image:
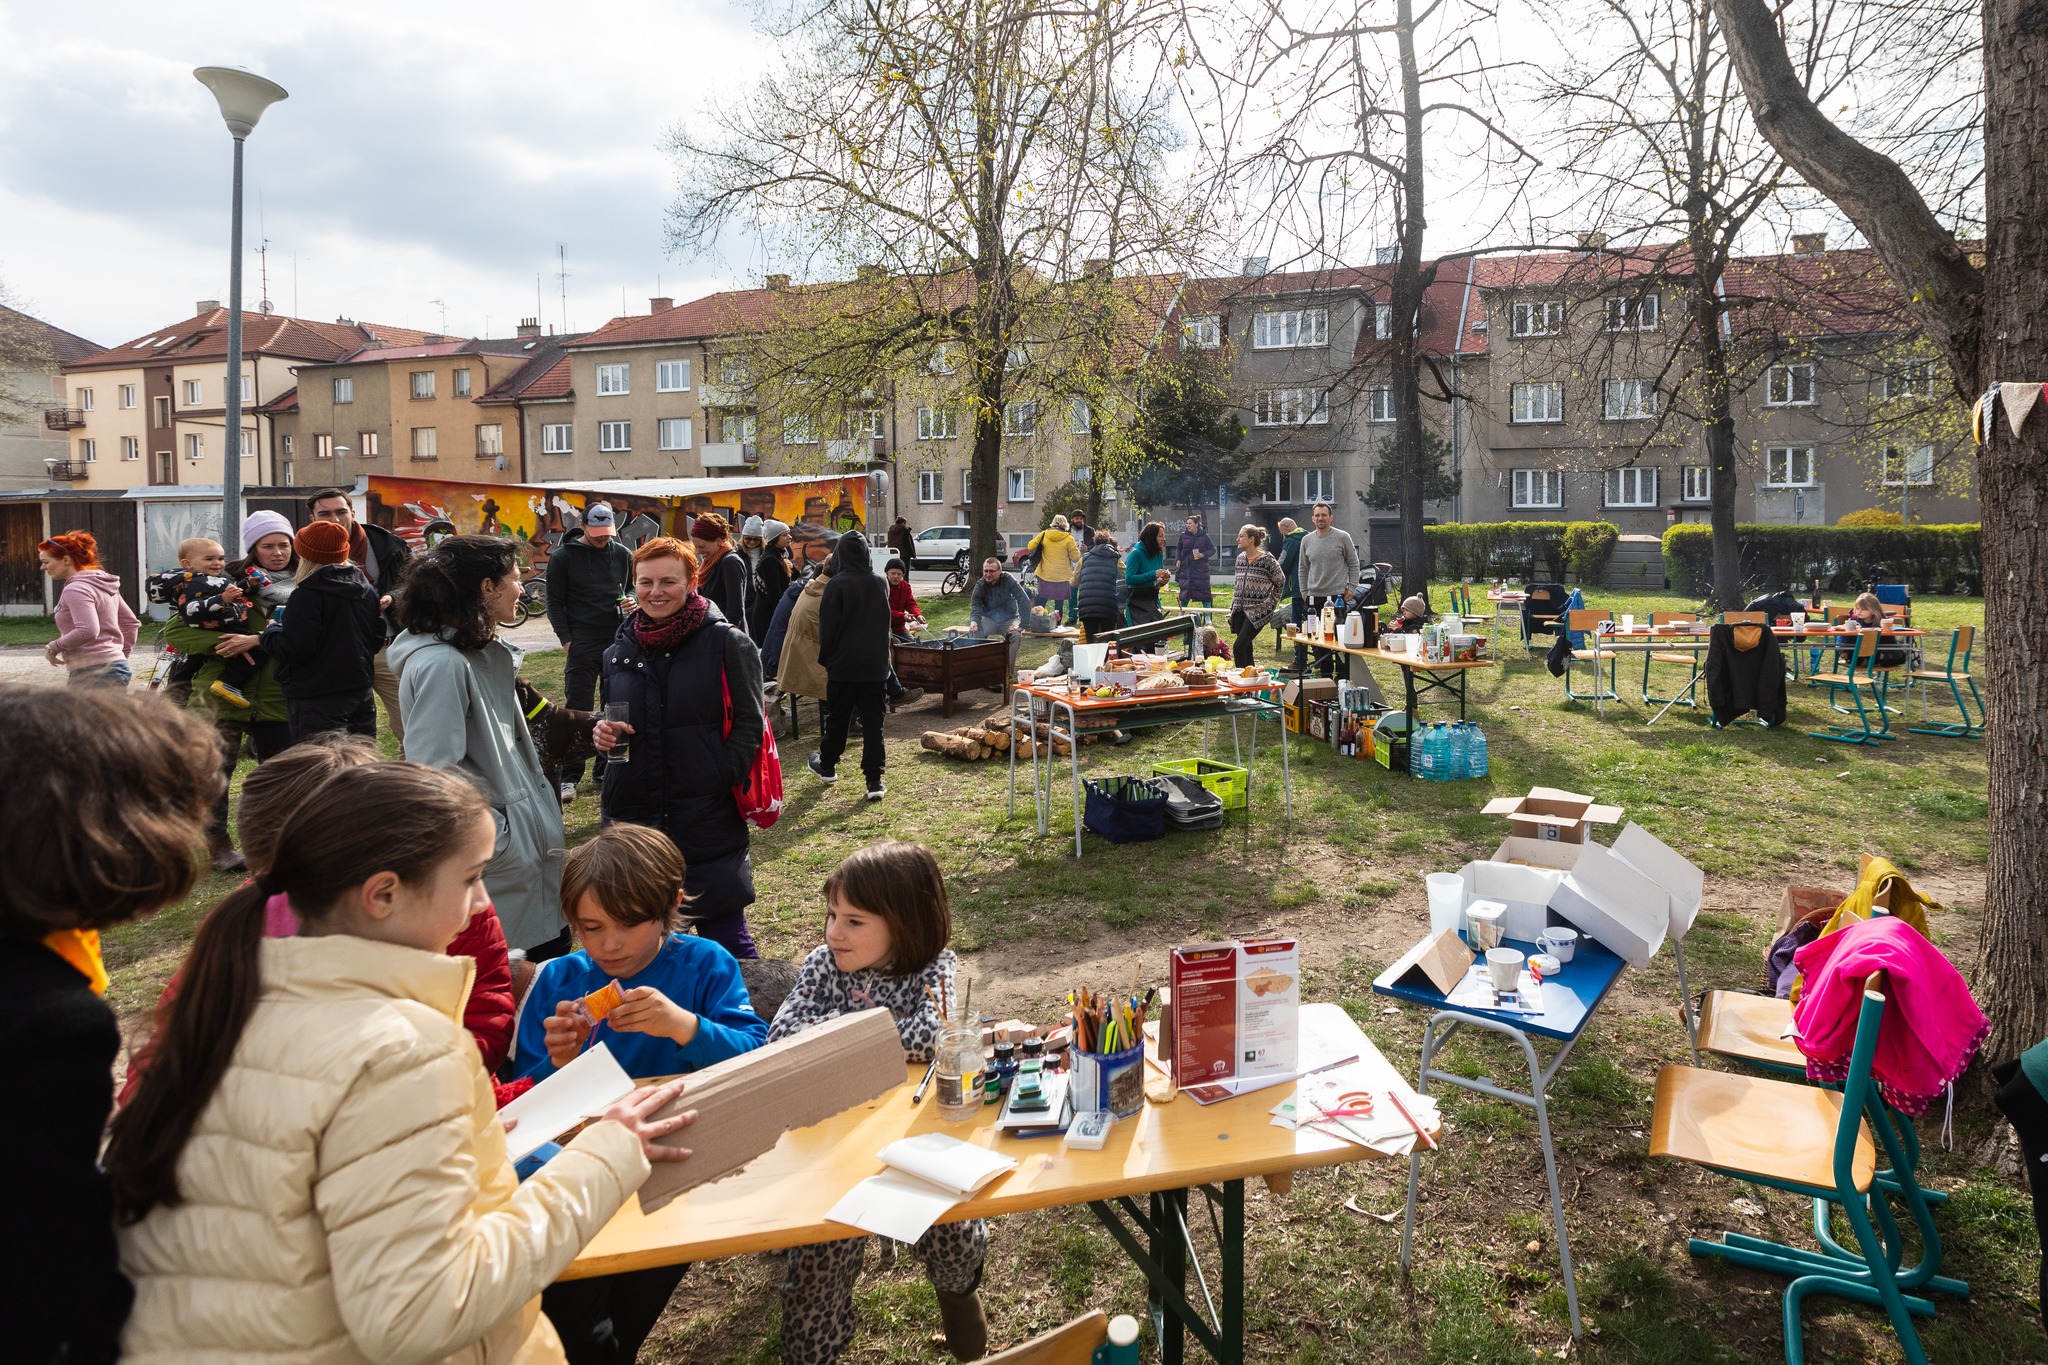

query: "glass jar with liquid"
xmin=933 ymin=1018 xmax=984 ymax=1122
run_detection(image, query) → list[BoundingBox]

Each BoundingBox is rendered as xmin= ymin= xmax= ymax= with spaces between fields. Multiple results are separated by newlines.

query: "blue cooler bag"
xmin=1083 ymin=776 xmax=1169 ymax=843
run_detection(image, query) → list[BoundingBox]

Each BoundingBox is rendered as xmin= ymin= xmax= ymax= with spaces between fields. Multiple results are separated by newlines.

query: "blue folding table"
xmin=1372 ymin=937 xmax=1629 ymax=1340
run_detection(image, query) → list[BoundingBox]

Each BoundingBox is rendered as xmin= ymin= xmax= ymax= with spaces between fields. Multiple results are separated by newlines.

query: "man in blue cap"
xmin=545 ymin=502 xmax=634 ymax=800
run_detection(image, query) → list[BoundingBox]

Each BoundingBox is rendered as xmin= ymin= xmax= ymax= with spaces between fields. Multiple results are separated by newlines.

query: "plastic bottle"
xmin=1451 ymin=722 xmax=1471 ymax=779
xmin=1408 ymin=721 xmax=1425 ymax=776
xmin=1470 ymin=725 xmax=1490 ymax=778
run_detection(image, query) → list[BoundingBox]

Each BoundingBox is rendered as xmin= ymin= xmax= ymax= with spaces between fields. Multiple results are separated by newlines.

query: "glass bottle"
xmin=934 ymin=1017 xmax=983 ymax=1122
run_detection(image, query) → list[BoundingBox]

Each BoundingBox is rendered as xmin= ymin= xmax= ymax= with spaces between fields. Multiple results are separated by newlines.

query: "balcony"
xmin=824 ymin=437 xmax=882 ymax=464
xmin=44 ymin=407 xmax=85 ymax=431
xmin=44 ymin=460 xmax=88 ymax=481
xmin=700 ymin=383 xmax=752 ymax=409
xmin=701 ymin=441 xmax=758 ymax=469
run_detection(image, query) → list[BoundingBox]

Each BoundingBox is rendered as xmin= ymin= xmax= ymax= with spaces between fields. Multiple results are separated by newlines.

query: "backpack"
xmin=721 ymin=672 xmax=784 ymax=828
xmin=1023 ymin=534 xmax=1046 ymax=572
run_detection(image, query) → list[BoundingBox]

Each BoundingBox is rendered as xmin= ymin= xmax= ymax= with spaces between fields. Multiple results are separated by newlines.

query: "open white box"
xmin=1481 ymin=787 xmax=1625 ymax=845
xmin=1454 ymin=858 xmax=1565 ymax=943
xmin=1491 ymin=835 xmax=1669 ymax=967
xmin=1609 ymin=823 xmax=1706 ymax=942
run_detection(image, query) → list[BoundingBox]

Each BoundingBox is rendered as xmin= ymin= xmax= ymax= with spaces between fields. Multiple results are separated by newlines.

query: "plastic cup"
xmin=1485 ymin=947 xmax=1525 ymax=992
xmin=1426 ymin=873 xmax=1465 ymax=937
xmin=1621 ymin=614 xmax=1635 ymax=631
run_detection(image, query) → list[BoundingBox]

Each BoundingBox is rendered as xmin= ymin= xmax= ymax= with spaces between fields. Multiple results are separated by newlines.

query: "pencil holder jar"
xmin=1071 ymin=1041 xmax=1146 ymax=1119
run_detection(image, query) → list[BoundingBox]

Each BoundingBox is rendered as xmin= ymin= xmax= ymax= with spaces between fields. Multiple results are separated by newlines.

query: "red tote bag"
xmin=721 ymin=673 xmax=784 ymax=829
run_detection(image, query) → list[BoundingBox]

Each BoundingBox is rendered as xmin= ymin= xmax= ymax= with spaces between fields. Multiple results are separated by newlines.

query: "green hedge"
xmin=1424 ymin=521 xmax=1621 ymax=583
xmin=1660 ymin=523 xmax=1982 ymax=596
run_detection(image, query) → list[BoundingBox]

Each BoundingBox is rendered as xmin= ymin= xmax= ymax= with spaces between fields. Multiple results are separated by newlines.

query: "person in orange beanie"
xmin=259 ymin=520 xmax=387 ymax=740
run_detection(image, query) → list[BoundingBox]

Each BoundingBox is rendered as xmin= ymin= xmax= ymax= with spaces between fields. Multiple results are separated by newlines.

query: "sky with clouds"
xmin=0 ymin=0 xmax=773 ymax=347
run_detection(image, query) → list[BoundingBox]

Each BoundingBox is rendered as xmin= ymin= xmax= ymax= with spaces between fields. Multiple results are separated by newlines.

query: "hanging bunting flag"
xmin=2001 ymin=382 xmax=2043 ymax=438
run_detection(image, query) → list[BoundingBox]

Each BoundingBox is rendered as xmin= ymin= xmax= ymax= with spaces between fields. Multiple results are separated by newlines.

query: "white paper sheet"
xmin=825 ymin=1135 xmax=1019 ymax=1242
xmin=877 ymin=1133 xmax=1017 ymax=1194
xmin=496 ymin=1043 xmax=634 ymax=1162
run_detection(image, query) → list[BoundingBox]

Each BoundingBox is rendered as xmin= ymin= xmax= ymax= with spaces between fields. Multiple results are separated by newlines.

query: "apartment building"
xmin=55 ymin=305 xmax=429 ymax=492
xmin=4 ymin=305 xmax=98 ymax=490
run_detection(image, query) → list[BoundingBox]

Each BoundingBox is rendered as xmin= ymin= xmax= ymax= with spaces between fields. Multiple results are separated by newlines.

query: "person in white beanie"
xmin=745 ymin=518 xmax=792 ymax=644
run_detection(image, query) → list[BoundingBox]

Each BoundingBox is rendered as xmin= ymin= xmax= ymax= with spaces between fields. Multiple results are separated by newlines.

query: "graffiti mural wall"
xmin=363 ymin=474 xmax=868 ymax=571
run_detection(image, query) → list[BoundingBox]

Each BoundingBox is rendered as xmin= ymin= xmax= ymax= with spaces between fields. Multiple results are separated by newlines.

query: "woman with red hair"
xmin=689 ymin=513 xmax=750 ymax=629
xmin=39 ymin=533 xmax=139 ymax=688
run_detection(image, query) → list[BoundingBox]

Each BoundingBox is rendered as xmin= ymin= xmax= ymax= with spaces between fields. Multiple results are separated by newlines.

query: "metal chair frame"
xmin=1905 ymin=626 xmax=1983 ymax=738
xmin=1562 ymin=608 xmax=1618 ymax=702
xmin=1810 ymin=631 xmax=1895 ymax=745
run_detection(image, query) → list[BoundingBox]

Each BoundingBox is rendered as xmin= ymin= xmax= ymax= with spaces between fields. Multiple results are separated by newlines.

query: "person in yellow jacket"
xmin=107 ymin=762 xmax=695 ymax=1365
xmin=1025 ymin=514 xmax=1081 ymax=624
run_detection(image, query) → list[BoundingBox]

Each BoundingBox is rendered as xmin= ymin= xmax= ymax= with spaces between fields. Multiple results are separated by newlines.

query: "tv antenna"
xmin=428 ymin=299 xmax=449 ymax=333
xmin=556 ymin=243 xmax=570 ymax=333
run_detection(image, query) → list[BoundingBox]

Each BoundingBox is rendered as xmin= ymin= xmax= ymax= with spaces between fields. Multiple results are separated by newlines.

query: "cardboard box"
xmin=1385 ymin=928 xmax=1474 ymax=995
xmin=1496 ymin=835 xmax=1668 ymax=966
xmin=1281 ymin=677 xmax=1338 ymax=709
xmin=1481 ymin=786 xmax=1624 ymax=844
xmin=1778 ymin=884 xmax=1846 ymax=935
xmin=1456 ymin=857 xmax=1567 ymax=943
xmin=1168 ymin=938 xmax=1301 ymax=1087
xmin=1308 ymin=699 xmax=1337 ymax=741
xmin=1610 ymin=823 xmax=1706 ymax=941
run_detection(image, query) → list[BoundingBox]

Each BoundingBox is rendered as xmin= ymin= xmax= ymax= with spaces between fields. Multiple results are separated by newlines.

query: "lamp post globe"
xmin=193 ymin=66 xmax=287 ymax=552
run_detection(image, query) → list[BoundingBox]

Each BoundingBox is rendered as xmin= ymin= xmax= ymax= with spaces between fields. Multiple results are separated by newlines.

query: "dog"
xmin=514 ymin=677 xmax=600 ymax=797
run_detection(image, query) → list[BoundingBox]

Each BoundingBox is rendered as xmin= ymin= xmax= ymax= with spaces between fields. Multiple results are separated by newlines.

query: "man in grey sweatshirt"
xmin=1295 ymin=501 xmax=1360 ymax=676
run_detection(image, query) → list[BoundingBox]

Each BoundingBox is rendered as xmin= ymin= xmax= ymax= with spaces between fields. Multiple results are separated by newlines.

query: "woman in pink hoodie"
xmin=40 ymin=532 xmax=139 ymax=688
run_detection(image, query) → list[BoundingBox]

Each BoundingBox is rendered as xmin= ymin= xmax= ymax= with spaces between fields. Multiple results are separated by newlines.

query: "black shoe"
xmin=866 ymin=779 xmax=886 ymax=801
xmin=807 ymin=752 xmax=837 ymax=783
xmin=896 ymin=686 xmax=925 ymax=708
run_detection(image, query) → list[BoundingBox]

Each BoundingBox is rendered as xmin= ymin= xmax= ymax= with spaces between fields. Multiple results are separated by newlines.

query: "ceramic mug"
xmin=1539 ymin=927 xmax=1578 ymax=962
xmin=1485 ymin=947 xmax=1525 ymax=992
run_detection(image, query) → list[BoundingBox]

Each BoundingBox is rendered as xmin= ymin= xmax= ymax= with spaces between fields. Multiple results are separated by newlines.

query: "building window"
xmin=121 ymin=436 xmax=139 ymax=461
xmin=1366 ymin=387 xmax=1396 ymax=423
xmin=118 ymin=384 xmax=137 ymax=408
xmin=1765 ymin=363 xmax=1815 ymax=406
xmin=1263 ymin=468 xmax=1294 ymax=504
xmin=1303 ymin=468 xmax=1335 ymax=503
xmin=315 ymin=434 xmax=334 ymax=459
xmin=454 ymin=368 xmax=473 ymax=398
xmin=282 ymin=435 xmax=295 ymax=457
xmin=410 ymin=371 xmax=436 ymax=400
xmin=1252 ymin=307 xmax=1328 ymax=349
xmin=1511 ymin=468 xmax=1564 ymax=508
xmin=78 ymin=438 xmax=96 ymax=462
xmin=1003 ymin=401 xmax=1037 ymax=437
xmin=154 ymin=395 xmax=171 ymax=427
xmin=1681 ymin=465 xmax=1711 ymax=502
xmin=333 ymin=376 xmax=354 ymax=404
xmin=917 ymin=406 xmax=958 ymax=440
xmin=1883 ymin=445 xmax=1935 ymax=486
xmin=240 ymin=428 xmax=255 ymax=457
xmin=1252 ymin=388 xmax=1329 ymax=426
xmin=1510 ymin=300 xmax=1565 ymax=337
xmin=1007 ymin=467 xmax=1036 ymax=501
xmin=723 ymin=412 xmax=757 ymax=445
xmin=596 ymin=363 xmax=630 ymax=396
xmin=782 ymin=415 xmax=817 ymax=446
xmin=658 ymin=417 xmax=692 ymax=450
xmin=917 ymin=470 xmax=944 ymax=503
xmin=1067 ymin=397 xmax=1092 ymax=435
xmin=1510 ymin=382 xmax=1564 ymax=424
xmin=1373 ymin=303 xmax=1394 ymax=340
xmin=76 ymin=388 xmax=94 ymax=412
xmin=960 ymin=469 xmax=973 ymax=502
xmin=848 ymin=408 xmax=885 ymax=440
xmin=154 ymin=450 xmax=174 ymax=481
xmin=1602 ymin=293 xmax=1660 ymax=331
xmin=476 ymin=424 xmax=504 ymax=457
xmin=599 ymin=420 xmax=631 ymax=453
xmin=184 ymin=433 xmax=204 ymax=461
xmin=1764 ymin=445 xmax=1815 ymax=487
xmin=720 ymin=355 xmax=751 ymax=385
xmin=1184 ymin=315 xmax=1222 ymax=349
xmin=656 ymin=359 xmax=691 ymax=392
xmin=183 ymin=379 xmax=203 ymax=405
xmin=542 ymin=423 xmax=572 ymax=454
xmin=1603 ymin=379 xmax=1657 ymax=420
xmin=410 ymin=427 xmax=439 ymax=461
xmin=1604 ymin=467 xmax=1658 ymax=507
xmin=359 ymin=432 xmax=379 ymax=459
xmin=1884 ymin=360 xmax=1935 ymax=401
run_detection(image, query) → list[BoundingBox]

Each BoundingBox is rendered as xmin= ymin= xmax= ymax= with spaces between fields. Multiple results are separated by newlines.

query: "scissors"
xmin=1320 ymin=1091 xmax=1376 ymax=1119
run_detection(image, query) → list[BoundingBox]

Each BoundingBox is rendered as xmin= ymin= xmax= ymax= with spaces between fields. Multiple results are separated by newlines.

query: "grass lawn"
xmin=0 ymin=613 xmax=58 ymax=646
xmin=102 ymin=586 xmax=2039 ymax=1364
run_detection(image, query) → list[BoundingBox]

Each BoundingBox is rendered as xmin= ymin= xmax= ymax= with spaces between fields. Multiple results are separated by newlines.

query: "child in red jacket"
xmin=886 ymin=562 xmax=925 ymax=639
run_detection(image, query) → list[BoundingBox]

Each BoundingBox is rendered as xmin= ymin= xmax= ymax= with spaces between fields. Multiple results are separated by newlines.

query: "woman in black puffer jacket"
xmin=1073 ymin=533 xmax=1123 ymax=638
xmin=594 ymin=535 xmax=766 ymax=957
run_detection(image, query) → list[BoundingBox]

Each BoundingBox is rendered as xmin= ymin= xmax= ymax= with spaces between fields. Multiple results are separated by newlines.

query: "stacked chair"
xmin=1904 ymin=627 xmax=1983 ymax=738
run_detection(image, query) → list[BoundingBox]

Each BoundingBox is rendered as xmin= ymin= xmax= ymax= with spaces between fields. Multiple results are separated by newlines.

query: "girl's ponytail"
xmin=105 ymin=880 xmax=271 ymax=1222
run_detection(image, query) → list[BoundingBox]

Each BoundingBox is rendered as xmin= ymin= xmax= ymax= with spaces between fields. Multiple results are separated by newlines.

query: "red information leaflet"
xmin=1169 ymin=945 xmax=1240 ymax=1085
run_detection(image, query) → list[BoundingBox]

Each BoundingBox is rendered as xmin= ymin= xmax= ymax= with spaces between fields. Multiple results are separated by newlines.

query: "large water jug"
xmin=1450 ymin=722 xmax=1471 ymax=780
xmin=1470 ymin=725 xmax=1490 ymax=778
xmin=1408 ymin=722 xmax=1427 ymax=776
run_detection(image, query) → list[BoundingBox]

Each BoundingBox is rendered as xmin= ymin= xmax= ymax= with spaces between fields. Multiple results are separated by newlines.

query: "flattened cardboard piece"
xmin=637 ymin=1007 xmax=906 ymax=1214
xmin=1545 ymin=840 xmax=1669 ymax=967
xmin=1457 ymin=857 xmax=1565 ymax=943
xmin=1609 ymin=822 xmax=1706 ymax=939
xmin=1777 ymin=884 xmax=1846 ymax=935
xmin=1481 ymin=786 xmax=1624 ymax=844
xmin=1386 ymin=928 xmax=1474 ymax=996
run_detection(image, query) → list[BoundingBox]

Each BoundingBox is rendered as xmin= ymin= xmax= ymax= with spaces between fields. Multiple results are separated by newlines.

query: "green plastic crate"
xmin=1150 ymin=758 xmax=1249 ymax=811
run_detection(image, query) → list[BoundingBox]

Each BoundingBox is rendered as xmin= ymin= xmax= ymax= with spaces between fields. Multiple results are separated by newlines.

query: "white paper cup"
xmin=1622 ymin=614 xmax=1635 ymax=630
xmin=1539 ymin=927 xmax=1578 ymax=962
xmin=1485 ymin=947 xmax=1525 ymax=992
xmin=1426 ymin=873 xmax=1466 ymax=937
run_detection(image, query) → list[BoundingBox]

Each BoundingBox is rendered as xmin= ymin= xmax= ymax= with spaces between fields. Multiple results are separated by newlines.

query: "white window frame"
xmin=410 ymin=427 xmax=438 ymax=461
xmin=928 ymin=344 xmax=960 ymax=376
xmin=1252 ymin=388 xmax=1329 ymax=427
xmin=596 ymin=363 xmax=630 ymax=396
xmin=1003 ymin=401 xmax=1038 ymax=437
xmin=453 ymin=367 xmax=472 ymax=398
xmin=183 ymin=379 xmax=203 ymax=405
xmin=1067 ymin=397 xmax=1092 ymax=435
xmin=184 ymin=433 xmax=204 ymax=460
xmin=1681 ymin=465 xmax=1712 ymax=502
xmin=359 ymin=432 xmax=380 ymax=459
xmin=315 ymin=433 xmax=334 ymax=459
xmin=118 ymin=384 xmax=137 ymax=409
xmin=1603 ymin=379 xmax=1657 ymax=420
xmin=120 ymin=436 xmax=140 ymax=461
xmin=1184 ymin=314 xmax=1221 ymax=349
xmin=77 ymin=388 xmax=93 ymax=412
xmin=476 ymin=423 xmax=504 ymax=457
xmin=657 ymin=417 xmax=693 ymax=451
xmin=1511 ymin=468 xmax=1564 ymax=508
xmin=960 ymin=469 xmax=973 ymax=502
xmin=239 ymin=427 xmax=255 ymax=458
xmin=917 ymin=470 xmax=944 ymax=503
xmin=1251 ymin=307 xmax=1329 ymax=350
xmin=1303 ymin=468 xmax=1335 ymax=503
xmin=542 ymin=423 xmax=572 ymax=454
xmin=1766 ymin=362 xmax=1816 ymax=407
xmin=598 ymin=420 xmax=631 ymax=453
xmin=781 ymin=414 xmax=817 ymax=446
xmin=724 ymin=412 xmax=757 ymax=445
xmin=1764 ymin=445 xmax=1815 ymax=488
xmin=1510 ymin=300 xmax=1565 ymax=337
xmin=78 ymin=438 xmax=96 ymax=462
xmin=1007 ymin=466 xmax=1037 ymax=501
xmin=332 ymin=376 xmax=354 ymax=404
xmin=1602 ymin=293 xmax=1660 ymax=332
xmin=1365 ymin=387 xmax=1396 ymax=423
xmin=1882 ymin=444 xmax=1935 ymax=487
xmin=1510 ymin=382 xmax=1563 ymax=424
xmin=1603 ymin=466 xmax=1659 ymax=507
xmin=1884 ymin=360 xmax=1935 ymax=401
xmin=282 ymin=435 xmax=294 ymax=458
xmin=656 ymin=359 xmax=691 ymax=392
xmin=917 ymin=406 xmax=958 ymax=441
xmin=848 ymin=408 xmax=885 ymax=440
xmin=1373 ymin=303 xmax=1394 ymax=340
xmin=1263 ymin=468 xmax=1294 ymax=504
xmin=409 ymin=370 xmax=436 ymax=400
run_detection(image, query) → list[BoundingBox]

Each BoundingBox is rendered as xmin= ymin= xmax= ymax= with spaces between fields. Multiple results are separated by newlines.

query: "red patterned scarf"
xmin=629 ymin=592 xmax=710 ymax=653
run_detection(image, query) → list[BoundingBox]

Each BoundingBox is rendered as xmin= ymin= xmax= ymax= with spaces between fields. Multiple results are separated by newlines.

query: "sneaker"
xmin=866 ymin=779 xmax=886 ymax=801
xmin=558 ymin=782 xmax=576 ymax=805
xmin=895 ymin=685 xmax=926 ymax=708
xmin=209 ymin=679 xmax=252 ymax=709
xmin=807 ymin=752 xmax=837 ymax=783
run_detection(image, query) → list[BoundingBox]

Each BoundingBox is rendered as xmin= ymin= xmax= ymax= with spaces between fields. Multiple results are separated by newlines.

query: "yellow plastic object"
xmin=1650 ymin=1065 xmax=1875 ymax=1193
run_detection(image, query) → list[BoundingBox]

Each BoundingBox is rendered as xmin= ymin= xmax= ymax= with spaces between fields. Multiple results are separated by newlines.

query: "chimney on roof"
xmin=1083 ymin=258 xmax=1111 ymax=282
xmin=517 ymin=317 xmax=542 ymax=338
xmin=1241 ymin=256 xmax=1269 ymax=277
xmin=856 ymin=264 xmax=887 ymax=283
xmin=1576 ymin=231 xmax=1608 ymax=252
xmin=1792 ymin=232 xmax=1827 ymax=258
xmin=649 ymin=297 xmax=674 ymax=313
xmin=335 ymin=316 xmax=355 ymax=326
xmin=766 ymin=274 xmax=791 ymax=291
xmin=195 ymin=299 xmax=222 ymax=314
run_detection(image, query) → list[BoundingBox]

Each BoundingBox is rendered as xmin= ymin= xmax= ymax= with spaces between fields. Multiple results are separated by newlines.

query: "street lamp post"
xmin=194 ymin=65 xmax=288 ymax=552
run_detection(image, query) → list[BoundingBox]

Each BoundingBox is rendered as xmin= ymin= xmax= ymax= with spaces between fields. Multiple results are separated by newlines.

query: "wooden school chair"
xmin=1640 ymin=610 xmax=1703 ymax=709
xmin=1447 ymin=583 xmax=1490 ymax=633
xmin=1904 ymin=626 xmax=1983 ymax=738
xmin=1810 ymin=630 xmax=1895 ymax=745
xmin=1563 ymin=609 xmax=1618 ymax=702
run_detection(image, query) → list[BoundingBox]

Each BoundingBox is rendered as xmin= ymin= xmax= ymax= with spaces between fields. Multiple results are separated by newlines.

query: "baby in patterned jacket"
xmin=145 ymin=537 xmax=276 ymax=708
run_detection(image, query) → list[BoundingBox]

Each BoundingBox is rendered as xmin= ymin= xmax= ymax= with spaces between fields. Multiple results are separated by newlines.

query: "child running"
xmin=107 ymin=762 xmax=696 ymax=1364
xmin=768 ymin=839 xmax=988 ymax=1364
xmin=145 ymin=536 xmax=279 ymax=709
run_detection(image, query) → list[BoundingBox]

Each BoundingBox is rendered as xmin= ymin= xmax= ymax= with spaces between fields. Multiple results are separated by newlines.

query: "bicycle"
xmin=940 ymin=567 xmax=969 ymax=597
xmin=512 ymin=572 xmax=547 ymax=627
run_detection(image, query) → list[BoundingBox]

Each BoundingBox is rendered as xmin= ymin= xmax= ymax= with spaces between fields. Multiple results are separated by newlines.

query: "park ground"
xmin=96 ymin=585 xmax=2040 ymax=1364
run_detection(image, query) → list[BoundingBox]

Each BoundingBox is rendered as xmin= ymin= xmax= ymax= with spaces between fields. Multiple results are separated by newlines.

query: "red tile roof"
xmin=65 ymin=309 xmax=432 ymax=372
xmin=257 ymin=386 xmax=297 ymax=414
xmin=1721 ymin=246 xmax=1915 ymax=339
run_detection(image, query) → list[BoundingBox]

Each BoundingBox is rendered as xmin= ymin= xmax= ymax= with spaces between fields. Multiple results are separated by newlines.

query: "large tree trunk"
xmin=1687 ymin=270 xmax=1743 ymax=609
xmin=1391 ymin=0 xmax=1431 ymax=597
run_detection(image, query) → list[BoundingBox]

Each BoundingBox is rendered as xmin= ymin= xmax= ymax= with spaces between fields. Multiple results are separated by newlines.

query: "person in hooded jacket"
xmin=808 ymin=531 xmax=893 ymax=800
xmin=40 ymin=532 xmax=139 ymax=688
xmin=690 ymin=513 xmax=750 ymax=629
xmin=1073 ymin=531 xmax=1124 ymax=639
xmin=260 ymin=521 xmax=387 ymax=741
xmin=1175 ymin=515 xmax=1217 ymax=608
xmin=546 ymin=502 xmax=635 ymax=797
xmin=594 ymin=536 xmax=766 ymax=959
xmin=778 ymin=559 xmax=832 ymax=708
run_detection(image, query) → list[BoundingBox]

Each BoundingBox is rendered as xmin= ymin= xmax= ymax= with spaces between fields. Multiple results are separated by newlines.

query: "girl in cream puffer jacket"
xmin=108 ymin=763 xmax=690 ymax=1365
